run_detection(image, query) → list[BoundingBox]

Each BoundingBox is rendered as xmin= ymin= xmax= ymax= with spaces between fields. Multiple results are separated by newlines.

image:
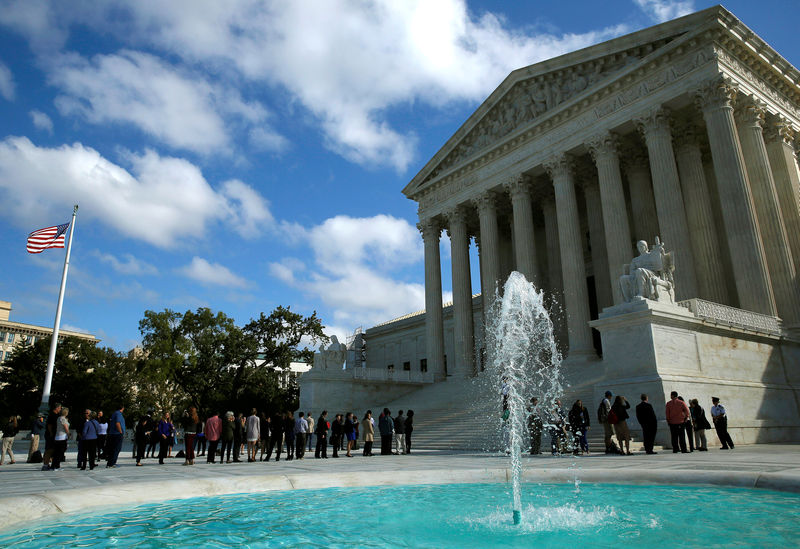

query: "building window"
xmin=0 ymin=331 xmax=5 ymax=342
xmin=0 ymin=351 xmax=4 ymax=362
xmin=420 ymin=359 xmax=427 ymax=372
xmin=7 ymin=333 xmax=13 ymax=343
xmin=403 ymin=361 xmax=410 ymax=371
xmin=25 ymin=335 xmax=33 ymax=345
xmin=387 ymin=364 xmax=394 ymax=371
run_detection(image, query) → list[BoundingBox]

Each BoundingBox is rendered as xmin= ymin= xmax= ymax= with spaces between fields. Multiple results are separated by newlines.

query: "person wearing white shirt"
xmin=710 ymin=397 xmax=734 ymax=450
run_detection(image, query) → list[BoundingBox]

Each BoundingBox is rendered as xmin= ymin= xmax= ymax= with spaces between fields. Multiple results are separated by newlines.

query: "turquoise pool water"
xmin=2 ymin=482 xmax=799 ymax=547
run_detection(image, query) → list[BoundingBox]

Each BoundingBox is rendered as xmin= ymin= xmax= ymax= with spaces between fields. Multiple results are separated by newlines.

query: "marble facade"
xmin=300 ymin=6 xmax=800 ymax=444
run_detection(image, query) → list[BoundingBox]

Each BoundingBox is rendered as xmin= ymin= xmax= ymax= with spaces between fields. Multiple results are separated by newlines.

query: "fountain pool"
xmin=2 ymin=482 xmax=798 ymax=547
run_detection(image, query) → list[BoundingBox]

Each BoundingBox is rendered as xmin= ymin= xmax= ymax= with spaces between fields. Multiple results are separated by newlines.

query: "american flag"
xmin=27 ymin=223 xmax=70 ymax=254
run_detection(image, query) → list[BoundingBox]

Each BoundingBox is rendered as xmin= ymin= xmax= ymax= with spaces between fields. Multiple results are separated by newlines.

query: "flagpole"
xmin=40 ymin=204 xmax=78 ymax=413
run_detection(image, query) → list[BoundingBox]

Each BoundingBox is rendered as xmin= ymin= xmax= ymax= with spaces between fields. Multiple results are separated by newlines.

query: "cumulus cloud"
xmin=0 ymin=0 xmax=630 ymax=171
xmin=632 ymin=0 xmax=694 ymax=23
xmin=272 ymin=214 xmax=427 ymax=329
xmin=0 ymin=61 xmax=14 ymax=101
xmin=95 ymin=252 xmax=158 ymax=276
xmin=0 ymin=136 xmax=275 ymax=247
xmin=49 ymin=50 xmax=276 ymax=156
xmin=179 ymin=256 xmax=250 ymax=288
xmin=29 ymin=109 xmax=53 ymax=133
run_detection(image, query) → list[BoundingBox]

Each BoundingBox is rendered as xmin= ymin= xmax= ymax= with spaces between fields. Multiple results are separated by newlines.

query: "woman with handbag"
xmin=690 ymin=398 xmax=711 ymax=451
xmin=611 ymin=396 xmax=632 ymax=455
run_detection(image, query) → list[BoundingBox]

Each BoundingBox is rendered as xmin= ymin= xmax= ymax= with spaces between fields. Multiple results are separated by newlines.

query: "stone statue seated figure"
xmin=619 ymin=237 xmax=675 ymax=304
xmin=313 ymin=335 xmax=347 ymax=369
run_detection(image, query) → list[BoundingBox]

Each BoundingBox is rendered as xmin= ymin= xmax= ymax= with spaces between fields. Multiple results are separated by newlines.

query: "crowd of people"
xmin=525 ymin=391 xmax=735 ymax=455
xmin=0 ymin=403 xmax=417 ymax=470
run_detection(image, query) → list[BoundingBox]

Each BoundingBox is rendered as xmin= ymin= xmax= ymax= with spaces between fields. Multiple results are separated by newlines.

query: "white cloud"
xmin=0 ymin=61 xmax=14 ymax=101
xmin=273 ymin=214 xmax=428 ymax=329
xmin=632 ymin=0 xmax=694 ymax=23
xmin=0 ymin=136 xmax=275 ymax=247
xmin=249 ymin=126 xmax=290 ymax=153
xmin=29 ymin=109 xmax=53 ymax=133
xmin=49 ymin=50 xmax=279 ymax=156
xmin=0 ymin=1 xmax=630 ymax=171
xmin=95 ymin=252 xmax=158 ymax=276
xmin=61 ymin=323 xmax=91 ymax=334
xmin=179 ymin=256 xmax=249 ymax=289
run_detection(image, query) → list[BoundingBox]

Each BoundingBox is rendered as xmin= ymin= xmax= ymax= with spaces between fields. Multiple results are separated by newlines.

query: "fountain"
xmin=486 ymin=271 xmax=564 ymax=525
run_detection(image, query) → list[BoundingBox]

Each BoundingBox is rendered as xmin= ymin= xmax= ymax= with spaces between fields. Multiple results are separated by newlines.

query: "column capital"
xmin=672 ymin=118 xmax=702 ymax=155
xmin=634 ymin=106 xmax=672 ymax=140
xmin=763 ymin=114 xmax=797 ymax=146
xmin=543 ymin=153 xmax=574 ymax=181
xmin=471 ymin=190 xmax=498 ymax=214
xmin=695 ymin=75 xmax=738 ymax=113
xmin=585 ymin=131 xmax=620 ymax=163
xmin=734 ymin=95 xmax=767 ymax=129
xmin=620 ymin=145 xmax=649 ymax=175
xmin=417 ymin=217 xmax=441 ymax=241
xmin=503 ymin=173 xmax=533 ymax=201
xmin=443 ymin=206 xmax=469 ymax=230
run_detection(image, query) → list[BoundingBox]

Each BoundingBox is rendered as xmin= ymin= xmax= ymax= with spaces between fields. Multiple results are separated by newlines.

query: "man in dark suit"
xmin=636 ymin=394 xmax=658 ymax=455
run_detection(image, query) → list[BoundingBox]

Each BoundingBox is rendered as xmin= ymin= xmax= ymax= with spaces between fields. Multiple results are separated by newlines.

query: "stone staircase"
xmin=380 ymin=375 xmax=658 ymax=453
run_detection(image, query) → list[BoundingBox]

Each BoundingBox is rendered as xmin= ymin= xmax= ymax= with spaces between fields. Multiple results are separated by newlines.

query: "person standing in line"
xmin=95 ymin=410 xmax=107 ymax=461
xmin=232 ymin=413 xmax=244 ymax=462
xmin=106 ymin=405 xmax=125 ymax=468
xmin=352 ymin=413 xmax=360 ymax=451
xmin=205 ymin=411 xmax=222 ymax=464
xmin=527 ymin=398 xmax=543 ymax=455
xmin=181 ymin=407 xmax=200 ymax=466
xmin=145 ymin=411 xmax=158 ymax=459
xmin=1 ymin=415 xmax=19 ymax=465
xmin=74 ymin=409 xmax=88 ymax=469
xmin=598 ymin=391 xmax=616 ymax=454
xmin=343 ymin=412 xmax=356 ymax=458
xmin=134 ymin=416 xmax=148 ymax=466
xmin=362 ymin=410 xmax=374 ymax=457
xmin=330 ymin=414 xmax=343 ymax=458
xmin=268 ymin=412 xmax=284 ymax=462
xmin=665 ymin=391 xmax=689 ymax=454
xmin=306 ymin=412 xmax=315 ymax=453
xmin=295 ymin=412 xmax=308 ymax=460
xmin=221 ymin=412 xmax=235 ymax=463
xmin=42 ymin=402 xmax=61 ymax=470
xmin=79 ymin=411 xmax=99 ymax=470
xmin=635 ymin=394 xmax=658 ymax=455
xmin=378 ymin=409 xmax=393 ymax=456
xmin=611 ymin=396 xmax=632 ymax=455
xmin=28 ymin=412 xmax=45 ymax=463
xmin=283 ymin=411 xmax=295 ymax=461
xmin=393 ymin=410 xmax=405 ymax=455
xmin=690 ymin=399 xmax=711 ymax=451
xmin=404 ymin=410 xmax=414 ymax=455
xmin=52 ymin=407 xmax=70 ymax=471
xmin=195 ymin=420 xmax=206 ymax=457
xmin=711 ymin=397 xmax=735 ymax=450
xmin=157 ymin=412 xmax=174 ymax=465
xmin=568 ymin=400 xmax=590 ymax=455
xmin=315 ymin=411 xmax=329 ymax=458
xmin=679 ymin=396 xmax=694 ymax=452
xmin=246 ymin=408 xmax=260 ymax=462
xmin=259 ymin=414 xmax=271 ymax=462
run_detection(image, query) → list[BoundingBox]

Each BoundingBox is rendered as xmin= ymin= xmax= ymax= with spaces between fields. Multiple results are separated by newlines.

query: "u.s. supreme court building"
xmin=300 ymin=5 xmax=800 ymax=445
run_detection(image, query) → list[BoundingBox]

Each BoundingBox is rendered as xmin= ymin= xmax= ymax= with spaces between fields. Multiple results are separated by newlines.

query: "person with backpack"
xmin=79 ymin=411 xmax=100 ymax=470
xmin=598 ymin=390 xmax=618 ymax=454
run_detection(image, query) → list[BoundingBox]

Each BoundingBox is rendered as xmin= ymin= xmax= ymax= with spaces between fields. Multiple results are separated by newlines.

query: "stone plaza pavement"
xmin=0 ymin=443 xmax=799 ymax=531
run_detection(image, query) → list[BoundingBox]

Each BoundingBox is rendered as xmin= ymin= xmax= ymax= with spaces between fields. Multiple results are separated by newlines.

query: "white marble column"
xmin=505 ymin=174 xmax=540 ymax=285
xmin=586 ymin=132 xmax=633 ymax=305
xmin=445 ymin=207 xmax=475 ymax=377
xmin=418 ymin=217 xmax=445 ymax=378
xmin=735 ymin=98 xmax=800 ymax=324
xmin=582 ymin=179 xmax=613 ymax=311
xmin=695 ymin=77 xmax=775 ymax=316
xmin=764 ymin=115 xmax=800 ymax=275
xmin=541 ymin=195 xmax=566 ymax=348
xmin=622 ymin=148 xmax=660 ymax=243
xmin=673 ymin=121 xmax=730 ymax=305
xmin=544 ymin=153 xmax=594 ymax=357
xmin=635 ymin=106 xmax=699 ymax=300
xmin=473 ymin=191 xmax=502 ymax=302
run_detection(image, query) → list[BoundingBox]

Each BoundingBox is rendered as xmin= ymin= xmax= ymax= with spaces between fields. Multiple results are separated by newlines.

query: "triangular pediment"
xmin=403 ymin=5 xmax=727 ymax=199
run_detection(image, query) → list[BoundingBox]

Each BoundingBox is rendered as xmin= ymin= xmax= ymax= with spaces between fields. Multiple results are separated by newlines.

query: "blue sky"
xmin=0 ymin=0 xmax=797 ymax=351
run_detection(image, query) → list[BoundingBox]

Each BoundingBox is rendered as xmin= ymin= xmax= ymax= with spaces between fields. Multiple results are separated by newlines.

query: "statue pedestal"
xmin=589 ymin=299 xmax=800 ymax=446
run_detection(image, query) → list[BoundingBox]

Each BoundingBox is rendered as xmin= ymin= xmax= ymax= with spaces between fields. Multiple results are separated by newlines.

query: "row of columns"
xmin=419 ymin=75 xmax=800 ymax=379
